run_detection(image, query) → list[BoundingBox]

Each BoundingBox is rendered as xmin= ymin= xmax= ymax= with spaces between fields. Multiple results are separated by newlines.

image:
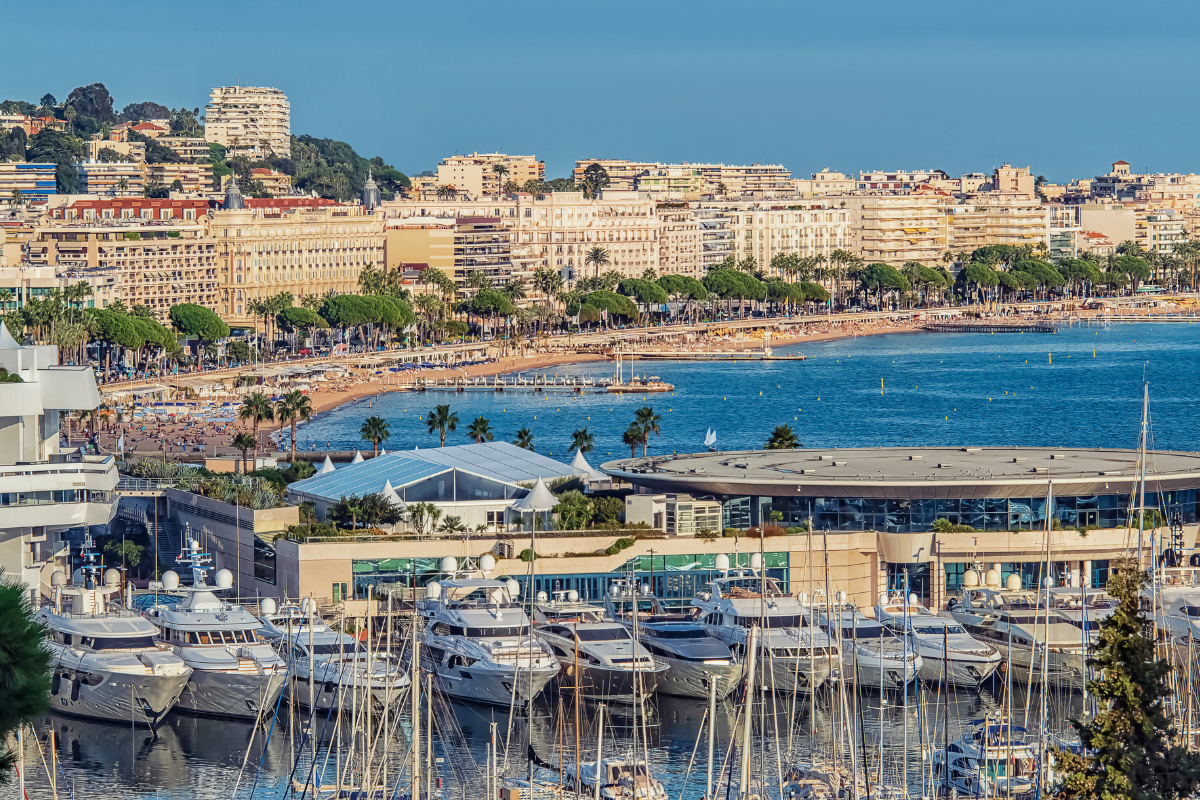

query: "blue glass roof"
xmin=407 ymin=441 xmax=578 ymax=483
xmin=289 ymin=454 xmax=449 ymax=500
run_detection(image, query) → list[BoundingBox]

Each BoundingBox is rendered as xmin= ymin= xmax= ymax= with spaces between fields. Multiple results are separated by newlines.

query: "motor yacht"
xmin=36 ymin=537 xmax=191 ymax=728
xmin=603 ymin=580 xmax=743 ymax=699
xmin=533 ymin=591 xmax=667 ymax=702
xmin=418 ymin=556 xmax=559 ymax=705
xmin=874 ymin=593 xmax=1001 ymax=687
xmin=141 ymin=539 xmax=288 ymax=719
xmin=691 ymin=555 xmax=835 ymax=693
xmin=814 ymin=598 xmax=921 ymax=690
xmin=945 ymin=570 xmax=1086 ymax=689
xmin=932 ymin=718 xmax=1038 ymax=800
xmin=257 ymin=598 xmax=407 ymax=711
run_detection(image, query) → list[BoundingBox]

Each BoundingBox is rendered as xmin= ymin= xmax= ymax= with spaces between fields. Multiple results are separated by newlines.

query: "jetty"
xmin=623 ymin=350 xmax=806 ymax=361
xmin=923 ymin=321 xmax=1058 ymax=334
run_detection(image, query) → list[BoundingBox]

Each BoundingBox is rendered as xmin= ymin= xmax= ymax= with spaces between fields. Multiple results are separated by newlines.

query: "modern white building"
xmin=0 ymin=325 xmax=119 ymax=602
xmin=204 ymin=85 xmax=290 ymax=158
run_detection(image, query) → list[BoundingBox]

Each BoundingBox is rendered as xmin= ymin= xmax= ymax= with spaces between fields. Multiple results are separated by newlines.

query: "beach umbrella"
xmin=318 ymin=456 xmax=336 ymax=475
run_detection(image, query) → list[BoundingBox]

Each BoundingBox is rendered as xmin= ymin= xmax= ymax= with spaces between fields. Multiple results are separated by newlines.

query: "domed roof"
xmin=361 ymin=169 xmax=380 ymax=211
xmin=223 ymin=175 xmax=245 ymax=210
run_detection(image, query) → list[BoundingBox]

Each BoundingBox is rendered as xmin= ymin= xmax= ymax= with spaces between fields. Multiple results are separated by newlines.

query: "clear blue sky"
xmin=6 ymin=0 xmax=1199 ymax=182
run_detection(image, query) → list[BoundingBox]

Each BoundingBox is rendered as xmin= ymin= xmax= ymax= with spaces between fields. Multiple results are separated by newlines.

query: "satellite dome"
xmin=506 ymin=579 xmax=520 ymax=598
xmin=161 ymin=570 xmax=180 ymax=590
xmin=50 ymin=570 xmax=66 ymax=587
xmin=215 ymin=569 xmax=234 ymax=589
xmin=103 ymin=569 xmax=121 ymax=587
xmin=985 ymin=569 xmax=1001 ymax=588
xmin=750 ymin=553 xmax=762 ymax=570
xmin=260 ymin=597 xmax=277 ymax=615
xmin=908 ymin=593 xmax=919 ymax=605
xmin=963 ymin=569 xmax=980 ymax=587
xmin=536 ymin=591 xmax=548 ymax=603
xmin=479 ymin=554 xmax=496 ymax=573
xmin=878 ymin=592 xmax=889 ymax=607
xmin=715 ymin=554 xmax=730 ymax=571
xmin=1006 ymin=574 xmax=1023 ymax=592
xmin=567 ymin=590 xmax=579 ymax=602
xmin=426 ymin=581 xmax=442 ymax=599
xmin=440 ymin=556 xmax=457 ymax=574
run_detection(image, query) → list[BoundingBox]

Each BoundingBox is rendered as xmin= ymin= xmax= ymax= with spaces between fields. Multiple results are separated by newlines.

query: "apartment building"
xmin=572 ymin=160 xmax=798 ymax=197
xmin=156 ymin=136 xmax=212 ymax=163
xmin=436 ymin=153 xmax=545 ymax=198
xmin=692 ymin=208 xmax=733 ymax=269
xmin=637 ymin=167 xmax=703 ymax=200
xmin=384 ymin=217 xmax=455 ymax=272
xmin=210 ymin=201 xmax=383 ymax=324
xmin=204 ymin=85 xmax=291 ymax=158
xmin=710 ymin=201 xmax=853 ymax=272
xmin=945 ymin=193 xmax=1049 ymax=253
xmin=571 ymin=160 xmax=658 ymax=191
xmin=150 ymin=163 xmax=216 ymax=194
xmin=0 ymin=163 xmax=57 ymax=202
xmin=857 ymin=170 xmax=948 ymax=191
xmin=990 ymin=164 xmax=1035 ymax=196
xmin=76 ymin=162 xmax=145 ymax=197
xmin=653 ymin=203 xmax=702 ymax=277
xmin=381 ymin=191 xmax=662 ymax=284
xmin=83 ymin=138 xmax=146 ymax=163
xmin=1078 ymin=203 xmax=1136 ymax=246
xmin=453 ymin=217 xmax=514 ymax=285
xmin=1141 ymin=209 xmax=1185 ymax=255
xmin=806 ymin=169 xmax=856 ymax=195
xmin=836 ymin=192 xmax=951 ymax=266
xmin=0 ymin=261 xmax=122 ymax=312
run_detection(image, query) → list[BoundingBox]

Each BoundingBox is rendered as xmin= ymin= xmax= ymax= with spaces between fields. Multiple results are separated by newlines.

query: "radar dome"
xmin=1044 ymin=575 xmax=1055 ymax=588
xmin=797 ymin=591 xmax=808 ymax=605
xmin=215 ymin=569 xmax=234 ymax=590
xmin=878 ymin=592 xmax=889 ymax=606
xmin=506 ymin=579 xmax=520 ymax=598
xmin=963 ymin=569 xmax=980 ymax=587
xmin=72 ymin=569 xmax=85 ymax=585
xmin=908 ymin=593 xmax=919 ymax=605
xmin=836 ymin=591 xmax=847 ymax=604
xmin=984 ymin=569 xmax=1001 ymax=588
xmin=162 ymin=570 xmax=180 ymax=590
xmin=426 ymin=581 xmax=442 ymax=599
xmin=750 ymin=553 xmax=762 ymax=570
xmin=50 ymin=570 xmax=66 ymax=587
xmin=190 ymin=539 xmax=200 ymax=551
xmin=715 ymin=554 xmax=730 ymax=571
xmin=610 ymin=584 xmax=621 ymax=597
xmin=440 ymin=556 xmax=458 ymax=574
xmin=536 ymin=591 xmax=548 ymax=603
xmin=567 ymin=590 xmax=579 ymax=602
xmin=260 ymin=597 xmax=277 ymax=615
xmin=1006 ymin=574 xmax=1022 ymax=592
xmin=103 ymin=569 xmax=121 ymax=587
xmin=640 ymin=583 xmax=652 ymax=595
xmin=479 ymin=554 xmax=496 ymax=573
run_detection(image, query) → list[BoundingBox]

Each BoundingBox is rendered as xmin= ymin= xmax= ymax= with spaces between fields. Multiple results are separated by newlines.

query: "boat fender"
xmin=51 ymin=672 xmax=61 ymax=695
xmin=70 ymin=678 xmax=81 ymax=702
xmin=324 ymin=680 xmax=336 ymax=694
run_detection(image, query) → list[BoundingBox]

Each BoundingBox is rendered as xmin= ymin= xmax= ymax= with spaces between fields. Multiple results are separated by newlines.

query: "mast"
xmin=706 ymin=677 xmax=718 ymax=800
xmin=1038 ymin=480 xmax=1053 ymax=797
xmin=1137 ymin=380 xmax=1149 ymax=565
xmin=593 ymin=703 xmax=605 ymax=800
xmin=739 ymin=625 xmax=759 ymax=798
xmin=308 ymin=598 xmax=316 ymax=775
xmin=411 ymin=607 xmax=421 ymax=800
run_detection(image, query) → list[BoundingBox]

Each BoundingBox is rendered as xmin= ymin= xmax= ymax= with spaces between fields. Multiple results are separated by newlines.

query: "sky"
xmin=6 ymin=0 xmax=1200 ymax=183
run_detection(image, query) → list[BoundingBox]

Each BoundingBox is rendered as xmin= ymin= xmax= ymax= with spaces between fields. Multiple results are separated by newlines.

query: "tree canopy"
xmin=169 ymin=303 xmax=230 ymax=342
xmin=618 ymin=278 xmax=669 ymax=306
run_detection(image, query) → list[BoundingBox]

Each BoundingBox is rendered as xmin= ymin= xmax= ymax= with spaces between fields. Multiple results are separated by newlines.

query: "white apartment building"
xmin=573 ymin=160 xmax=799 ymax=197
xmin=637 ymin=167 xmax=704 ymax=200
xmin=0 ymin=328 xmax=118 ymax=602
xmin=836 ymin=193 xmax=951 ymax=266
xmin=76 ymin=162 xmax=145 ymax=197
xmin=945 ymin=194 xmax=1050 ymax=253
xmin=655 ymin=203 xmax=702 ymax=276
xmin=806 ymin=169 xmax=856 ymax=195
xmin=1141 ymin=209 xmax=1185 ymax=255
xmin=204 ymin=86 xmax=291 ymax=158
xmin=857 ymin=170 xmax=948 ymax=191
xmin=436 ymin=153 xmax=544 ymax=198
xmin=381 ymin=191 xmax=662 ymax=283
xmin=707 ymin=201 xmax=852 ymax=273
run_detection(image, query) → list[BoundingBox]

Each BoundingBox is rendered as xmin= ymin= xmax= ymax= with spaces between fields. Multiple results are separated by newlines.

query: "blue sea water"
xmin=295 ymin=321 xmax=1200 ymax=460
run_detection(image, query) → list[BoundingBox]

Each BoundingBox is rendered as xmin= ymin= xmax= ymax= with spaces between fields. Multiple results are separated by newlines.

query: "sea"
xmin=14 ymin=321 xmax=1197 ymax=800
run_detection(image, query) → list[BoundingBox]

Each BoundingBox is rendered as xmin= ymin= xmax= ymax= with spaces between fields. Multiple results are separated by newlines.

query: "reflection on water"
xmin=16 ymin=679 xmax=1088 ymax=800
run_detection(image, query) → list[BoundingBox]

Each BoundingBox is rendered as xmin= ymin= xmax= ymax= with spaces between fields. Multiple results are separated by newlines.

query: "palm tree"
xmin=513 ymin=428 xmax=535 ymax=451
xmin=436 ymin=184 xmax=458 ymax=201
xmin=622 ymin=423 xmax=644 ymax=458
xmin=584 ymin=246 xmax=611 ymax=279
xmin=438 ymin=515 xmax=468 ymax=536
xmin=569 ymin=428 xmax=595 ymax=454
xmin=275 ymin=390 xmax=313 ymax=462
xmin=360 ymin=415 xmax=390 ymax=456
xmin=491 ymin=163 xmax=509 ymax=195
xmin=466 ymin=416 xmax=494 ymax=443
xmin=9 ymin=189 xmax=21 ymax=206
xmin=634 ymin=406 xmax=661 ymax=457
xmin=426 ymin=403 xmax=459 ymax=447
xmin=231 ymin=431 xmax=257 ymax=474
xmin=237 ymin=391 xmax=274 ymax=461
xmin=764 ymin=424 xmax=801 ymax=450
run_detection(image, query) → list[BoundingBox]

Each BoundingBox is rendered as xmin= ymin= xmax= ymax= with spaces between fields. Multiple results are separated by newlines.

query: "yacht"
xmin=691 ymin=555 xmax=835 ymax=693
xmin=945 ymin=571 xmax=1086 ymax=689
xmin=36 ymin=537 xmax=191 ymax=729
xmin=932 ymin=718 xmax=1038 ymax=800
xmin=575 ymin=757 xmax=669 ymax=800
xmin=533 ymin=591 xmax=667 ymax=702
xmin=141 ymin=539 xmax=288 ymax=719
xmin=603 ymin=580 xmax=743 ymax=699
xmin=1046 ymin=586 xmax=1117 ymax=646
xmin=418 ymin=556 xmax=559 ymax=706
xmin=257 ymin=598 xmax=407 ymax=711
xmin=814 ymin=599 xmax=921 ymax=690
xmin=874 ymin=593 xmax=1002 ymax=687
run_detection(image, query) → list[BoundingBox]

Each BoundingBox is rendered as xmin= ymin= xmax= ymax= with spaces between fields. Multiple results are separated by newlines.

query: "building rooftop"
xmin=600 ymin=447 xmax=1200 ymax=499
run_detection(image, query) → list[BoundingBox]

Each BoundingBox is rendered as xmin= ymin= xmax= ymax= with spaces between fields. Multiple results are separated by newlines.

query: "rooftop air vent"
xmin=1032 ymin=467 xmax=1048 ymax=473
xmin=1051 ymin=453 xmax=1068 ymax=459
xmin=1012 ymin=457 xmax=1027 ymax=463
xmin=962 ymin=447 xmax=981 ymax=453
xmin=909 ymin=455 xmax=923 ymax=460
xmin=799 ymin=469 xmax=818 ymax=475
xmin=937 ymin=463 xmax=953 ymax=468
xmin=831 ymin=461 xmax=847 ymax=466
xmin=1099 ymin=470 xmax=1122 ymax=476
xmin=734 ymin=464 xmax=748 ymax=469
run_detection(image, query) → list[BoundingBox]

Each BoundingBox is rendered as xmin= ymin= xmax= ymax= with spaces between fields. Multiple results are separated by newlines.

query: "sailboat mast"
xmin=411 ymin=610 xmax=421 ymax=800
xmin=1138 ymin=380 xmax=1149 ymax=564
xmin=593 ymin=703 xmax=606 ymax=800
xmin=707 ymin=677 xmax=718 ymax=800
xmin=739 ymin=625 xmax=759 ymax=797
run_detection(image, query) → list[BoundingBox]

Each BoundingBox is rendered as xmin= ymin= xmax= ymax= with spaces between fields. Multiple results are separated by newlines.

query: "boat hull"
xmin=430 ymin=662 xmax=559 ymax=706
xmin=842 ymin=651 xmax=921 ymax=690
xmin=49 ymin=666 xmax=189 ymax=729
xmin=559 ymin=662 xmax=666 ymax=703
xmin=917 ymin=652 xmax=1002 ymax=687
xmin=762 ymin=655 xmax=833 ymax=693
xmin=287 ymin=671 xmax=406 ymax=712
xmin=656 ymin=657 xmax=743 ymax=699
xmin=175 ymin=668 xmax=288 ymax=720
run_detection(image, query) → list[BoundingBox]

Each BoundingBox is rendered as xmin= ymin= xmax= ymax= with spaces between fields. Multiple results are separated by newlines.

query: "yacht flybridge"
xmin=419 ymin=555 xmax=559 ymax=705
xmin=814 ymin=599 xmax=921 ymax=690
xmin=257 ymin=598 xmax=407 ymax=711
xmin=691 ymin=554 xmax=835 ymax=692
xmin=142 ymin=539 xmax=288 ymax=719
xmin=533 ymin=590 xmax=667 ymax=702
xmin=36 ymin=536 xmax=191 ymax=729
xmin=874 ymin=593 xmax=1001 ymax=687
xmin=603 ymin=580 xmax=743 ymax=699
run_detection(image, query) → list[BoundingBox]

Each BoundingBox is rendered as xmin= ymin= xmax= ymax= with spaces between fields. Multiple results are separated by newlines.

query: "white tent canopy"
xmin=380 ymin=478 xmax=405 ymax=509
xmin=570 ymin=450 xmax=604 ymax=482
xmin=351 ymin=450 xmax=364 ymax=464
xmin=318 ymin=456 xmax=336 ymax=475
xmin=512 ymin=476 xmax=557 ymax=512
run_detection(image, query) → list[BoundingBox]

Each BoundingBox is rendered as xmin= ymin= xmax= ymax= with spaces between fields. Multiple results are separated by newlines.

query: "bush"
xmin=932 ymin=517 xmax=976 ymax=533
xmin=519 ymin=548 xmax=538 ymax=562
xmin=694 ymin=528 xmax=719 ymax=543
xmin=721 ymin=527 xmax=740 ymax=538
xmin=604 ymin=536 xmax=637 ymax=556
xmin=785 ymin=525 xmax=809 ymax=535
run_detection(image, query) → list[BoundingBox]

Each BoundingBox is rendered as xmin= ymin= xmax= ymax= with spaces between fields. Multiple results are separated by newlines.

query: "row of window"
xmin=0 ymin=489 xmax=113 ymax=506
xmin=162 ymin=627 xmax=259 ymax=645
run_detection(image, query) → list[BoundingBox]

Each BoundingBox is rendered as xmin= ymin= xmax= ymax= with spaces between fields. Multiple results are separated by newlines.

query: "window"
xmin=254 ymin=536 xmax=277 ymax=585
xmin=332 ymin=582 xmax=348 ymax=603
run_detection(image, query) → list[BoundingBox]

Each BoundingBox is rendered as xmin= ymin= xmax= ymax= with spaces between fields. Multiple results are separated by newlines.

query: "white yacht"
xmin=418 ymin=556 xmax=559 ymax=705
xmin=37 ymin=538 xmax=191 ymax=728
xmin=533 ymin=591 xmax=668 ymax=702
xmin=874 ymin=593 xmax=1001 ymax=687
xmin=603 ymin=581 xmax=743 ymax=700
xmin=932 ymin=718 xmax=1038 ymax=800
xmin=257 ymin=598 xmax=407 ymax=711
xmin=691 ymin=555 xmax=835 ymax=693
xmin=1046 ymin=586 xmax=1117 ymax=646
xmin=141 ymin=539 xmax=288 ymax=719
xmin=815 ymin=599 xmax=921 ymax=690
xmin=945 ymin=570 xmax=1087 ymax=690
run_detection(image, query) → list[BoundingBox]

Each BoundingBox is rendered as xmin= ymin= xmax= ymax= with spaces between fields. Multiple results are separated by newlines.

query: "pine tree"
xmin=1054 ymin=557 xmax=1200 ymax=800
xmin=0 ymin=571 xmax=50 ymax=782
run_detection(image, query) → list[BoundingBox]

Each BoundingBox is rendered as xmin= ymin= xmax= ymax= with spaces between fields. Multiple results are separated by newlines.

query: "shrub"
xmin=694 ymin=528 xmax=719 ymax=543
xmin=519 ymin=548 xmax=538 ymax=562
xmin=932 ymin=517 xmax=976 ymax=533
xmin=721 ymin=527 xmax=740 ymax=538
xmin=604 ymin=536 xmax=637 ymax=556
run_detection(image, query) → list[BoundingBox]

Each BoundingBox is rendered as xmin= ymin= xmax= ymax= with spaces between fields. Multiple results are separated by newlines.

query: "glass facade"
xmin=761 ymin=491 xmax=1196 ymax=532
xmin=943 ymin=559 xmax=1111 ymax=592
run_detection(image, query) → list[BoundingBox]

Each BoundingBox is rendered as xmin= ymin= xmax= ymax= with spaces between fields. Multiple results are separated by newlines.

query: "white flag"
xmin=118 ymin=434 xmax=125 ymax=452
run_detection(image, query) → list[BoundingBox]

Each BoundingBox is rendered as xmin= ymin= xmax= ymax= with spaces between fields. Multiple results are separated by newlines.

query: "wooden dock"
xmin=923 ymin=322 xmax=1058 ymax=334
xmin=624 ymin=351 xmax=807 ymax=361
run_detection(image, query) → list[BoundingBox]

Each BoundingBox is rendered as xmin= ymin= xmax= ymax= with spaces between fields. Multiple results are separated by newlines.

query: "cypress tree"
xmin=1054 ymin=558 xmax=1200 ymax=800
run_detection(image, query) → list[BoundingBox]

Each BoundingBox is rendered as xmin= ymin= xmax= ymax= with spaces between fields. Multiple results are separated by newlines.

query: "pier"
xmin=623 ymin=350 xmax=807 ymax=361
xmin=923 ymin=321 xmax=1059 ymax=334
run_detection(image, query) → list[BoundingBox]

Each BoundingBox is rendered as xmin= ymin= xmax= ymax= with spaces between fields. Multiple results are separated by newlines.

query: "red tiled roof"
xmin=251 ymin=168 xmax=275 ymax=175
xmin=131 ymin=122 xmax=166 ymax=131
xmin=1112 ymin=160 xmax=1129 ymax=165
xmin=243 ymin=198 xmax=341 ymax=209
